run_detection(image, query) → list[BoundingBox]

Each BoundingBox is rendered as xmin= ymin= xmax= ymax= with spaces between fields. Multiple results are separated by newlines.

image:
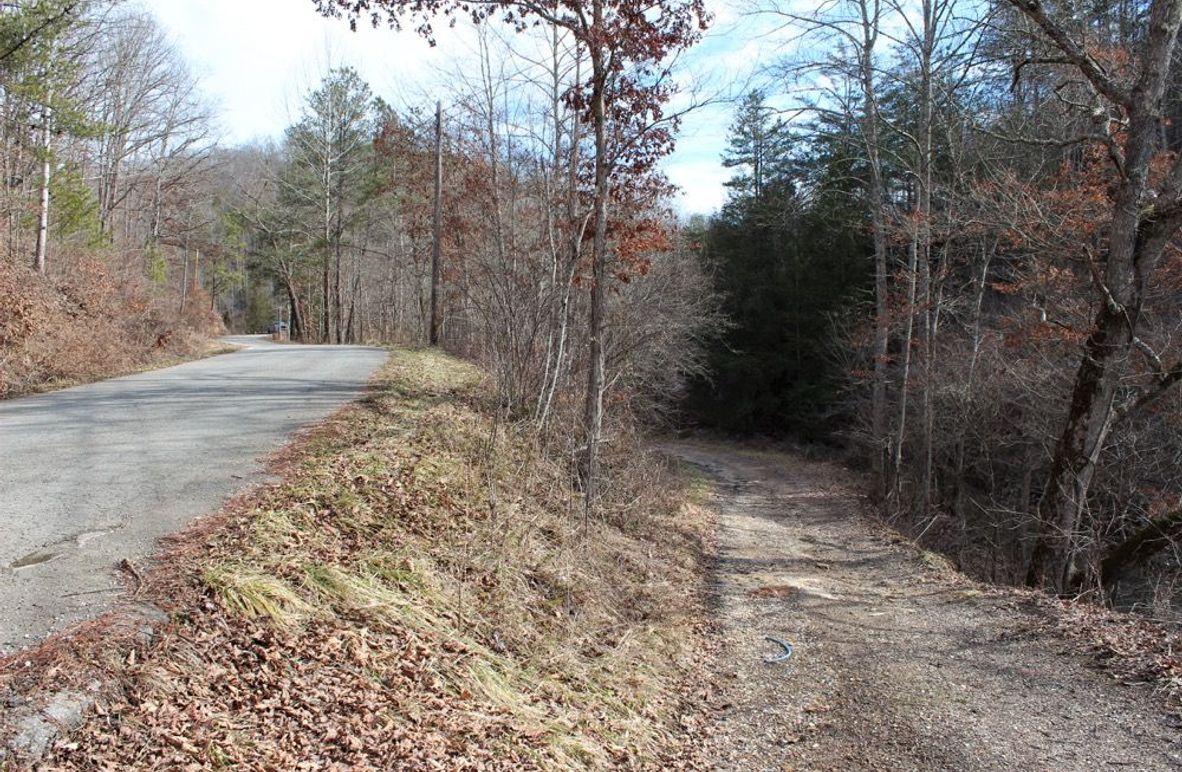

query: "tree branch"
xmin=0 ymin=1 xmax=79 ymax=64
xmin=1101 ymin=507 xmax=1182 ymax=585
xmin=1006 ymin=0 xmax=1131 ymax=108
xmin=1116 ymin=358 xmax=1182 ymax=421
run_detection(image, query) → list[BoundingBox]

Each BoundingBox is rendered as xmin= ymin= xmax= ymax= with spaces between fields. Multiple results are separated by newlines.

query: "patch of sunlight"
xmin=204 ymin=563 xmax=316 ymax=627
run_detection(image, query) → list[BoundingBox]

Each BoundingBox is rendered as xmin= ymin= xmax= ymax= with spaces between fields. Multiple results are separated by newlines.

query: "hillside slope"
xmin=0 ymin=261 xmax=223 ymax=399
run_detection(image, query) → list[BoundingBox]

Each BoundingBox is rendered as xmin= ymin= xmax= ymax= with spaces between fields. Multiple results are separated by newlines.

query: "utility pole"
xmin=429 ymin=100 xmax=443 ymax=346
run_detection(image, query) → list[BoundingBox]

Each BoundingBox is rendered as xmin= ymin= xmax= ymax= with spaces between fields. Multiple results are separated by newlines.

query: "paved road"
xmin=0 ymin=336 xmax=388 ymax=653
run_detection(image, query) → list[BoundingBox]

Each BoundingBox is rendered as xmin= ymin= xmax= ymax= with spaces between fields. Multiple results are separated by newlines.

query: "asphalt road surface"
xmin=0 ymin=336 xmax=388 ymax=653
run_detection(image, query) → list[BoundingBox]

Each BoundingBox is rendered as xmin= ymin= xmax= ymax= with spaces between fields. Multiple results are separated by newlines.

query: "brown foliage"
xmin=0 ymin=255 xmax=222 ymax=398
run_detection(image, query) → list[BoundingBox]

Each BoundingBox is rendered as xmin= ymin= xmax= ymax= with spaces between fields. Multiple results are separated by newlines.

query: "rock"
xmin=8 ymin=690 xmax=91 ymax=759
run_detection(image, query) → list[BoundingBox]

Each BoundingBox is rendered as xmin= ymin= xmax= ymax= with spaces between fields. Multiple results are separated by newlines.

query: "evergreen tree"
xmin=281 ymin=67 xmax=378 ymax=343
xmin=688 ymin=92 xmax=871 ymax=439
xmin=721 ymin=90 xmax=793 ymax=201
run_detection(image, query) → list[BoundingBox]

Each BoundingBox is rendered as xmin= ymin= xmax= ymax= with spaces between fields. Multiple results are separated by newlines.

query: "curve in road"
xmin=0 ymin=336 xmax=388 ymax=653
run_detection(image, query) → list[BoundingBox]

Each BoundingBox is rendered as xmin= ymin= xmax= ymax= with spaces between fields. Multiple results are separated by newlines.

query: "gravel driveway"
xmin=668 ymin=442 xmax=1182 ymax=771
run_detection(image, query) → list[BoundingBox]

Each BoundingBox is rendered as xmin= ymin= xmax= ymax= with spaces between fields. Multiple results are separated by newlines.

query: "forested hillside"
xmin=0 ymin=2 xmax=229 ymax=396
xmin=692 ymin=0 xmax=1182 ymax=614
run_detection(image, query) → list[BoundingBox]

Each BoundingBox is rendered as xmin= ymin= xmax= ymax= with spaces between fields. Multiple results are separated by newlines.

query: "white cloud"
xmin=666 ymin=158 xmax=731 ymax=215
xmin=139 ymin=0 xmax=466 ymax=144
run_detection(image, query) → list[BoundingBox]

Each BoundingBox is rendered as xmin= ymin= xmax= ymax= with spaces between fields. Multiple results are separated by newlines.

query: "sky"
xmin=138 ymin=0 xmax=781 ymax=216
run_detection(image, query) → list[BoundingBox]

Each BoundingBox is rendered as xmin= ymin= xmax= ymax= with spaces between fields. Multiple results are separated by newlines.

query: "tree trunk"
xmin=180 ymin=249 xmax=189 ymax=314
xmin=334 ymin=238 xmax=343 ymax=344
xmin=953 ymin=240 xmax=992 ymax=515
xmin=1026 ymin=304 xmax=1136 ymax=589
xmin=430 ymin=99 xmax=443 ymax=346
xmin=580 ymin=29 xmax=609 ymax=517
xmin=916 ymin=0 xmax=937 ymax=520
xmin=286 ymin=276 xmax=305 ymax=342
xmin=537 ymin=40 xmax=581 ymax=432
xmin=33 ymin=98 xmax=51 ymax=274
xmin=866 ymin=111 xmax=889 ymax=495
xmin=1019 ymin=0 xmax=1182 ymax=591
xmin=891 ymin=219 xmax=920 ymax=508
xmin=322 ymin=158 xmax=332 ymax=343
xmin=333 ymin=144 xmax=345 ymax=344
xmin=854 ymin=0 xmax=890 ymax=498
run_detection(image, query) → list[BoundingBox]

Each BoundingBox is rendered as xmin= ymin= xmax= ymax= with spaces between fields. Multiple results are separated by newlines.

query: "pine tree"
xmin=721 ymin=90 xmax=793 ymax=201
xmin=689 ymin=89 xmax=871 ymax=438
xmin=282 ymin=67 xmax=377 ymax=344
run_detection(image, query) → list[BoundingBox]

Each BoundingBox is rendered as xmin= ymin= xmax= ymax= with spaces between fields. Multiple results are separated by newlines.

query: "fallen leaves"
xmin=1040 ymin=596 xmax=1182 ymax=712
xmin=13 ymin=349 xmax=715 ymax=770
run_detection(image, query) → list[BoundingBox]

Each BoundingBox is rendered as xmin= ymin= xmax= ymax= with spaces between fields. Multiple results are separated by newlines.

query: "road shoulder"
xmin=1 ymin=350 xmax=714 ymax=768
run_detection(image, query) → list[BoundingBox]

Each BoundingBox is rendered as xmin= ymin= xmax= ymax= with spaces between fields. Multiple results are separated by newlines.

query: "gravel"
xmin=670 ymin=442 xmax=1182 ymax=771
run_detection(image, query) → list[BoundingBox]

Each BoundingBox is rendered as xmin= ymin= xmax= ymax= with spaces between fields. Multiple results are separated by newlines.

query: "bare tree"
xmin=1009 ymin=0 xmax=1182 ymax=591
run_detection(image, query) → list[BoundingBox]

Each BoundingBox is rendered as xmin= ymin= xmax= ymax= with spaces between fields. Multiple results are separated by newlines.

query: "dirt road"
xmin=670 ymin=442 xmax=1182 ymax=771
xmin=0 ymin=336 xmax=387 ymax=654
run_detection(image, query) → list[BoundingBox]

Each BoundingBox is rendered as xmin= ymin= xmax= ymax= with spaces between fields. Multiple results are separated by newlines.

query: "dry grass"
xmin=20 ymin=348 xmax=712 ymax=769
xmin=17 ymin=338 xmax=243 ymax=399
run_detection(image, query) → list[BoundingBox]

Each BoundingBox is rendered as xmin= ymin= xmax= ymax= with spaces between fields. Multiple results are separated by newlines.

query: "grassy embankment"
xmin=10 ymin=339 xmax=242 ymax=399
xmin=33 ymin=349 xmax=713 ymax=768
